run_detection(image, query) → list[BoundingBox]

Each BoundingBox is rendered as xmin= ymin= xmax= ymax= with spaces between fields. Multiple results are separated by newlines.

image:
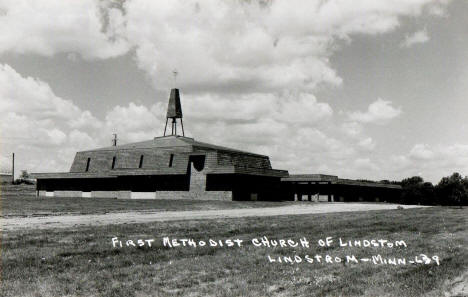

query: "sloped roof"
xmin=281 ymin=175 xmax=401 ymax=189
xmin=85 ymin=135 xmax=268 ymax=157
xmin=31 ymin=135 xmax=287 ymax=179
xmin=31 ymin=172 xmax=116 ymax=179
xmin=282 ymin=174 xmax=339 ymax=182
xmin=208 ymin=166 xmax=288 ymax=177
xmin=336 ymin=179 xmax=402 ymax=189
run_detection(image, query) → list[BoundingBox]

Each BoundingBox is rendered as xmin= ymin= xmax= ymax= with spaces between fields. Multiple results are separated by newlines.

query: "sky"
xmin=0 ymin=0 xmax=467 ymax=183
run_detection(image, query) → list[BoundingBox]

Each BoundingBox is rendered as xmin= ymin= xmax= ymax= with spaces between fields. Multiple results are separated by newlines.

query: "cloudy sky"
xmin=1 ymin=0 xmax=467 ymax=183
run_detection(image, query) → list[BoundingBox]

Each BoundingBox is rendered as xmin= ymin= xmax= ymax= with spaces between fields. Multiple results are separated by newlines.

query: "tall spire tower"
xmin=164 ymin=71 xmax=185 ymax=136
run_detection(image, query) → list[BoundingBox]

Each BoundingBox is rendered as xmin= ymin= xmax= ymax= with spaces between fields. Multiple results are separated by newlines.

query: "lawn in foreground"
xmin=1 ymin=207 xmax=467 ymax=297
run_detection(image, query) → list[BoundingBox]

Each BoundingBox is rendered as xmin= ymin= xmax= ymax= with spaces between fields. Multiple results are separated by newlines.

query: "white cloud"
xmin=409 ymin=144 xmax=434 ymax=160
xmin=0 ymin=1 xmax=448 ymax=93
xmin=0 ymin=64 xmax=107 ymax=175
xmin=348 ymin=98 xmax=402 ymax=124
xmin=68 ymin=111 xmax=103 ymax=131
xmin=0 ymin=0 xmax=446 ymax=77
xmin=0 ymin=64 xmax=80 ymax=120
xmin=354 ymin=158 xmax=379 ymax=171
xmin=45 ymin=128 xmax=67 ymax=146
xmin=379 ymin=143 xmax=468 ymax=183
xmin=357 ymin=137 xmax=376 ymax=151
xmin=0 ymin=0 xmax=130 ymax=59
xmin=400 ymin=28 xmax=430 ymax=48
xmin=173 ymin=91 xmax=336 ymax=165
xmin=102 ymin=102 xmax=168 ymax=144
xmin=271 ymin=127 xmax=357 ymax=174
xmin=427 ymin=1 xmax=451 ymax=17
xmin=341 ymin=121 xmax=363 ymax=137
xmin=184 ymin=92 xmax=332 ymax=125
xmin=428 ymin=5 xmax=447 ymax=16
xmin=120 ymin=0 xmax=444 ymax=92
xmin=0 ymin=64 xmax=102 ymax=138
xmin=68 ymin=130 xmax=99 ymax=151
xmin=0 ymin=64 xmax=165 ymax=175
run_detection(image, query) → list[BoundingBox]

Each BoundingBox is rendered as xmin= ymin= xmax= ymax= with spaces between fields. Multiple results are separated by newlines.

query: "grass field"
xmin=1 ymin=205 xmax=466 ymax=297
xmin=0 ymin=184 xmax=290 ymax=217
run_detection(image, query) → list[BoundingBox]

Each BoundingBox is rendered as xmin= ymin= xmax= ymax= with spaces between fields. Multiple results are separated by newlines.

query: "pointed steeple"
xmin=166 ymin=88 xmax=183 ymax=118
xmin=164 ymin=88 xmax=185 ymax=136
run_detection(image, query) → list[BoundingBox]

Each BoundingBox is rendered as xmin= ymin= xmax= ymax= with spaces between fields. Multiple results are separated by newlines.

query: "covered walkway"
xmin=281 ymin=174 xmax=402 ymax=202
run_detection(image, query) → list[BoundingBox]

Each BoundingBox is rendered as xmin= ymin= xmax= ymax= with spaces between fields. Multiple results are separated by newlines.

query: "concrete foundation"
xmin=54 ymin=191 xmax=81 ymax=198
xmin=92 ymin=191 xmax=118 ymax=198
xmin=155 ymin=191 xmax=232 ymax=200
xmin=118 ymin=191 xmax=131 ymax=199
xmin=131 ymin=192 xmax=156 ymax=199
xmin=37 ymin=189 xmax=231 ymax=201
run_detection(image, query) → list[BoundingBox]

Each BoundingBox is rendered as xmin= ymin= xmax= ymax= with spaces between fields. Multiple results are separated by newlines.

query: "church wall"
xmin=37 ymin=178 xmax=120 ymax=191
xmin=36 ymin=176 xmax=190 ymax=192
xmin=206 ymin=174 xmax=283 ymax=201
xmin=36 ymin=158 xmax=233 ymax=201
xmin=150 ymin=157 xmax=232 ymax=200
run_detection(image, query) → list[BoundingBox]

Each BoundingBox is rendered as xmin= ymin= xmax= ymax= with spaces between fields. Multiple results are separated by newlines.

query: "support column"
xmin=315 ymin=182 xmax=320 ymax=202
xmin=292 ymin=182 xmax=297 ymax=201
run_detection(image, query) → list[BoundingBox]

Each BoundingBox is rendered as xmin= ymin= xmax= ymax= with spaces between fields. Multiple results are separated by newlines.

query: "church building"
xmin=33 ymin=89 xmax=289 ymax=201
xmin=33 ymin=88 xmax=401 ymax=202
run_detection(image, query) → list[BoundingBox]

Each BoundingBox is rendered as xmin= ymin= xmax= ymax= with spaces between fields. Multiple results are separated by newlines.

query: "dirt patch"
xmin=444 ymin=270 xmax=468 ymax=297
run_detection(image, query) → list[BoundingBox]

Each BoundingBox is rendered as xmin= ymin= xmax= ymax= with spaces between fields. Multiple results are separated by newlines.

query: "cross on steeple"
xmin=172 ymin=69 xmax=178 ymax=88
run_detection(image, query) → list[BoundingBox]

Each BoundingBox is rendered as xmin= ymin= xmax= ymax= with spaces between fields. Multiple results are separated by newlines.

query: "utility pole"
xmin=112 ymin=134 xmax=118 ymax=146
xmin=12 ymin=152 xmax=15 ymax=184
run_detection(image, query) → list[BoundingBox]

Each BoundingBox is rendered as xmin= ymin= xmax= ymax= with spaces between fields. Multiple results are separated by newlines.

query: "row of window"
xmin=84 ymin=154 xmax=175 ymax=172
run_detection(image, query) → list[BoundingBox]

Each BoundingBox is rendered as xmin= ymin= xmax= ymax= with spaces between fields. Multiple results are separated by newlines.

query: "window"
xmin=139 ymin=155 xmax=144 ymax=168
xmin=169 ymin=154 xmax=174 ymax=167
xmin=111 ymin=156 xmax=116 ymax=169
xmin=85 ymin=158 xmax=91 ymax=172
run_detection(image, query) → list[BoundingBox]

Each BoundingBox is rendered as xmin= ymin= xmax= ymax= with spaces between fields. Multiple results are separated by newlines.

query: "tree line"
xmin=397 ymin=172 xmax=468 ymax=207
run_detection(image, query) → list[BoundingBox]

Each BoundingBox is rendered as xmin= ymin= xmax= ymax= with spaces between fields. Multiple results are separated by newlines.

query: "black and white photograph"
xmin=0 ymin=0 xmax=467 ymax=296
